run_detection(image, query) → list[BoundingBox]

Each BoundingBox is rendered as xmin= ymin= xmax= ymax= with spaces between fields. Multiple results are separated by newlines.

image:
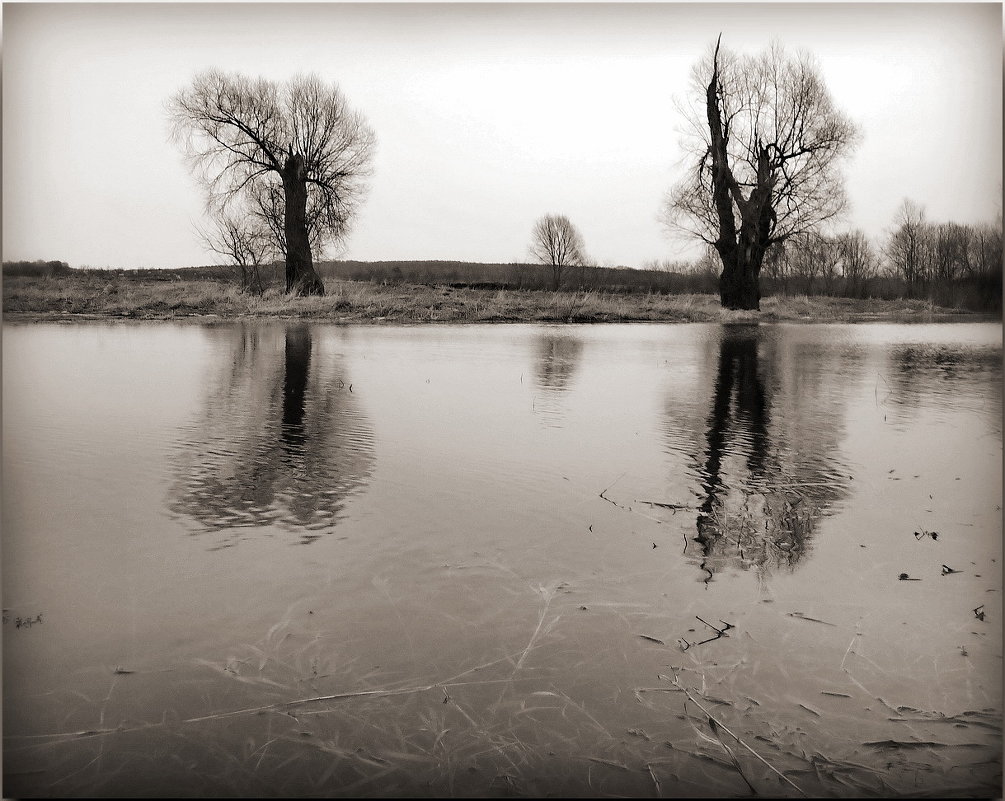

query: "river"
xmin=3 ymin=320 xmax=1001 ymax=797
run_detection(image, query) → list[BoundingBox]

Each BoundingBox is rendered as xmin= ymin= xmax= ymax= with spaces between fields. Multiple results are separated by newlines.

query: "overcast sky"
xmin=2 ymin=2 xmax=1001 ymax=270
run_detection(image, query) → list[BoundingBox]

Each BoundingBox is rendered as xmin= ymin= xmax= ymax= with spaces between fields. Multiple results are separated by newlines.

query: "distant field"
xmin=6 ymin=257 xmax=998 ymax=314
xmin=2 ymin=268 xmax=984 ymax=324
xmin=0 ymin=259 xmax=719 ymax=295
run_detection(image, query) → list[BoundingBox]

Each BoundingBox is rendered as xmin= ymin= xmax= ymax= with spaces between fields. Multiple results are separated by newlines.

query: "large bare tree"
xmin=530 ymin=214 xmax=587 ymax=290
xmin=663 ymin=38 xmax=858 ymax=309
xmin=170 ymin=70 xmax=375 ymax=296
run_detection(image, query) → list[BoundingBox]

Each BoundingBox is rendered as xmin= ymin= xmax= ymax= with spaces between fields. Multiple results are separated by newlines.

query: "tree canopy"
xmin=663 ymin=38 xmax=858 ymax=309
xmin=170 ymin=70 xmax=375 ymax=295
xmin=530 ymin=214 xmax=587 ymax=290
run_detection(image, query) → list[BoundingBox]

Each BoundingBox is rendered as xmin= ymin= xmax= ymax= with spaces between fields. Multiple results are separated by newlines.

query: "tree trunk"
xmin=281 ymin=154 xmax=325 ymax=296
xmin=718 ymin=252 xmax=763 ymax=310
xmin=720 ymin=209 xmax=769 ymax=309
xmin=705 ymin=39 xmax=772 ymax=311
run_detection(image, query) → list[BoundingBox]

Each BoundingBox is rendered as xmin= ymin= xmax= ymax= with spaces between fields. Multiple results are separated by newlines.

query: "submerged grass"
xmin=2 ymin=273 xmax=983 ymax=324
xmin=7 ymin=574 xmax=1000 ymax=798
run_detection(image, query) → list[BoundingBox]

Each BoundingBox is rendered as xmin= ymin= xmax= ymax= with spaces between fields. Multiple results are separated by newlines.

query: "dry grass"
xmin=2 ymin=273 xmax=980 ymax=325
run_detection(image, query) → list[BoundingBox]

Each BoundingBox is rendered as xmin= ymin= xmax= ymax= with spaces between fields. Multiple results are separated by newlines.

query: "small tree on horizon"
xmin=529 ymin=214 xmax=587 ymax=291
xmin=170 ymin=70 xmax=375 ymax=296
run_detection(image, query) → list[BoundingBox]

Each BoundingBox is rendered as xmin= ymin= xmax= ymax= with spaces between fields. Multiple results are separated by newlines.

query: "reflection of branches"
xmin=532 ymin=331 xmax=584 ymax=426
xmin=168 ymin=323 xmax=374 ymax=547
xmin=690 ymin=326 xmax=849 ymax=580
xmin=886 ymin=345 xmax=1002 ymax=426
xmin=534 ymin=332 xmax=583 ymax=392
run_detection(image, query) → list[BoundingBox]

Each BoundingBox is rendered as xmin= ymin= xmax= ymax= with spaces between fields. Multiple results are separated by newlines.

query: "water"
xmin=3 ymin=320 xmax=1001 ymax=797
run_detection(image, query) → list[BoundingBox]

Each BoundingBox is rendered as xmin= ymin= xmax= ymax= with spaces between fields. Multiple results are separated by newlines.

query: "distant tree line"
xmin=2 ymin=260 xmax=72 ymax=278
xmin=750 ymin=204 xmax=1002 ymax=311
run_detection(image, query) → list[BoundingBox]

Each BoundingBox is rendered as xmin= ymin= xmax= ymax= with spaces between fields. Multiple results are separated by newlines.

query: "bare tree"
xmin=788 ymin=232 xmax=829 ymax=294
xmin=885 ymin=199 xmax=927 ymax=286
xmin=932 ymin=221 xmax=971 ymax=283
xmin=529 ymin=214 xmax=587 ymax=290
xmin=198 ymin=212 xmax=275 ymax=295
xmin=972 ymin=218 xmax=1003 ymax=281
xmin=761 ymin=241 xmax=790 ymax=293
xmin=835 ymin=229 xmax=877 ymax=296
xmin=663 ymin=37 xmax=858 ymax=309
xmin=170 ymin=70 xmax=375 ymax=296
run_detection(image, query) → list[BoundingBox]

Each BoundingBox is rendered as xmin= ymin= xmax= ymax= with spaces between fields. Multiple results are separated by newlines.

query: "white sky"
xmin=2 ymin=2 xmax=1002 ymax=270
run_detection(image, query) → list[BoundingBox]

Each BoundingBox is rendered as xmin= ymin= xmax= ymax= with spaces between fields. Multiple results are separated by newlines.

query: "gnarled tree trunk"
xmin=281 ymin=154 xmax=325 ymax=296
xmin=706 ymin=42 xmax=773 ymax=311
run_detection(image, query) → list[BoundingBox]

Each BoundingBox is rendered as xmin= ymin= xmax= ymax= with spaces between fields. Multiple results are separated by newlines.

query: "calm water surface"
xmin=3 ymin=321 xmax=1001 ymax=797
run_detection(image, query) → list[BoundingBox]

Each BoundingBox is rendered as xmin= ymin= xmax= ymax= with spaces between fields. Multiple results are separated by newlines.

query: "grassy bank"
xmin=1 ymin=272 xmax=988 ymax=324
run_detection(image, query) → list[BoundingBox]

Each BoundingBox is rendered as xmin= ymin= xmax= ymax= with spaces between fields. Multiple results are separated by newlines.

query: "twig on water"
xmin=515 ymin=587 xmax=558 ymax=670
xmin=680 ymin=616 xmax=735 ymax=650
xmin=647 ymin=762 xmax=662 ymax=796
xmin=666 ymin=670 xmax=808 ymax=797
xmin=695 ymin=615 xmax=732 ymax=636
xmin=599 ymin=472 xmax=627 ymax=498
xmin=839 ymin=634 xmax=858 ymax=671
xmin=787 ymin=612 xmax=836 ymax=627
xmin=597 ymin=474 xmax=665 ymax=524
xmin=586 ymin=756 xmax=630 ymax=771
xmin=702 ymin=717 xmax=759 ymax=795
xmin=636 ymin=500 xmax=695 ymax=511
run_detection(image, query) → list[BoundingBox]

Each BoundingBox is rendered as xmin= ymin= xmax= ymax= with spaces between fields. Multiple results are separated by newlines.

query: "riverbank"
xmin=1 ymin=273 xmax=990 ymax=324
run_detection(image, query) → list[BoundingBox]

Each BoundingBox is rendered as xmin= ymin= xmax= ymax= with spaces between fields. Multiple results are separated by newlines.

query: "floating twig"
xmin=639 ymin=634 xmax=665 ymax=645
xmin=598 ymin=489 xmax=663 ymax=524
xmin=787 ymin=612 xmax=836 ymax=627
xmin=647 ymin=762 xmax=662 ymax=796
xmin=636 ymin=500 xmax=695 ymax=511
xmin=586 ymin=757 xmax=631 ymax=772
xmin=706 ymin=716 xmax=759 ymax=795
xmin=515 ymin=587 xmax=558 ymax=670
xmin=679 ymin=616 xmax=734 ymax=650
xmin=666 ymin=671 xmax=808 ymax=797
xmin=695 ymin=615 xmax=733 ymax=637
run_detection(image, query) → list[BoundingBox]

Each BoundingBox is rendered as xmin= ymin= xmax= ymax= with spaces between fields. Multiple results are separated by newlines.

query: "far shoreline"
xmin=2 ymin=273 xmax=999 ymax=327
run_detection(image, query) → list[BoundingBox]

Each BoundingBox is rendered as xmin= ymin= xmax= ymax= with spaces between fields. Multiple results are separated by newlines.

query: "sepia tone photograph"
xmin=2 ymin=2 xmax=1002 ymax=797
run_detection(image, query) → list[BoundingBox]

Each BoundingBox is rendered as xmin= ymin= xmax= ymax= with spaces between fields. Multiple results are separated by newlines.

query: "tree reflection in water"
xmin=533 ymin=331 xmax=584 ymax=426
xmin=169 ymin=323 xmax=374 ymax=548
xmin=886 ymin=344 xmax=1003 ymax=433
xmin=690 ymin=325 xmax=851 ymax=582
